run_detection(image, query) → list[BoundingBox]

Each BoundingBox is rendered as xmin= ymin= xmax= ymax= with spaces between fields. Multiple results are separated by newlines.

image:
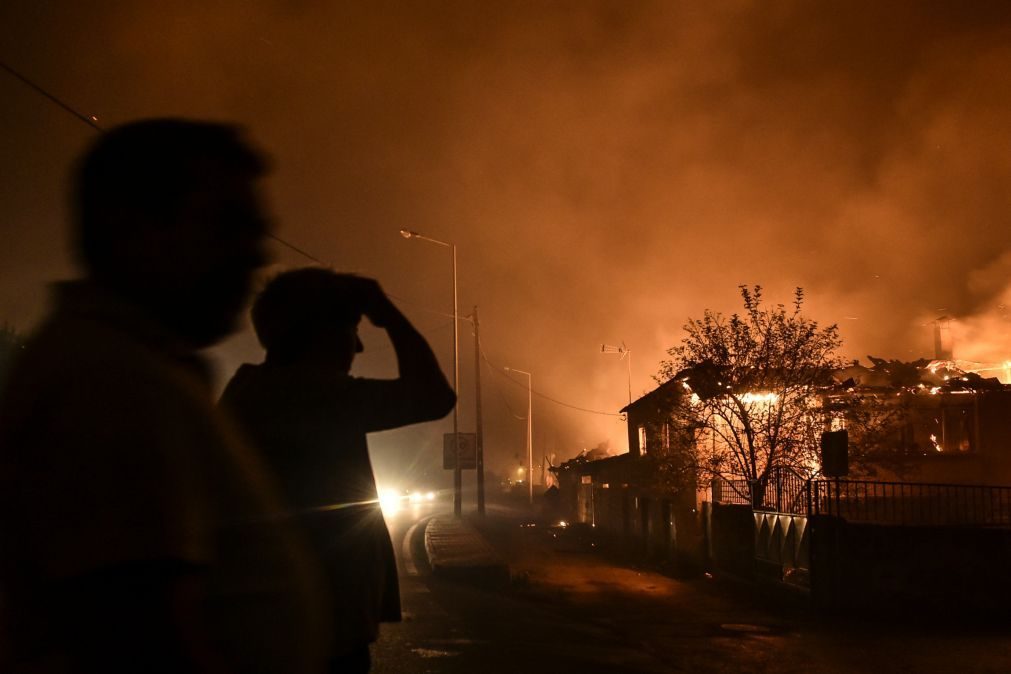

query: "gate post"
xmin=711 ymin=476 xmax=722 ymax=504
xmin=750 ymin=479 xmax=763 ymax=510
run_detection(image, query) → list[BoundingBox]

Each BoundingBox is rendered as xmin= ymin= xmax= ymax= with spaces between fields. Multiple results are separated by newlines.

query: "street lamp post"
xmin=400 ymin=229 xmax=462 ymax=517
xmin=505 ymin=366 xmax=533 ymax=505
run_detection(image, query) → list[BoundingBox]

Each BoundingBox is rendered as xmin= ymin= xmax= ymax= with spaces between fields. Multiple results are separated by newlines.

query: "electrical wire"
xmin=0 ymin=60 xmax=466 ymax=325
xmin=2 ymin=59 xmax=624 ymax=421
xmin=480 ymin=352 xmax=527 ymax=421
xmin=267 ymin=233 xmax=328 ymax=266
xmin=479 ymin=345 xmax=623 ymax=418
xmin=1 ymin=61 xmax=102 ymax=131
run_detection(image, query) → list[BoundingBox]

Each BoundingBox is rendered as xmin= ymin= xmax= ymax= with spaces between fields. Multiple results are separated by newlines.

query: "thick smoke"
xmin=3 ymin=1 xmax=1011 ymax=477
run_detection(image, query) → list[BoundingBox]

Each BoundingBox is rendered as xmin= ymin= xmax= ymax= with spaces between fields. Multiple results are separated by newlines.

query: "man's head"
xmin=251 ymin=268 xmax=365 ymax=370
xmin=74 ymin=118 xmax=270 ymax=346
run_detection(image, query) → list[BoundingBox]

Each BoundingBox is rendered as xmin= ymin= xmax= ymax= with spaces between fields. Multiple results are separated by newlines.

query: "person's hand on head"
xmin=356 ymin=277 xmax=399 ymax=328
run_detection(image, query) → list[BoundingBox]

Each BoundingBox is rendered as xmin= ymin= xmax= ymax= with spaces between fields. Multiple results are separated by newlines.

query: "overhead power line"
xmin=480 ymin=346 xmax=623 ymax=418
xmin=3 ymin=60 xmax=625 ymax=422
xmin=1 ymin=61 xmax=102 ymax=131
xmin=267 ymin=233 xmax=328 ymax=266
xmin=478 ymin=342 xmax=527 ymax=421
xmin=0 ymin=60 xmax=464 ymax=323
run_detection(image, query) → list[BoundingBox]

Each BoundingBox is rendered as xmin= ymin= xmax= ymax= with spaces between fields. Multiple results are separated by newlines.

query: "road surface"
xmin=372 ymin=499 xmax=1011 ymax=674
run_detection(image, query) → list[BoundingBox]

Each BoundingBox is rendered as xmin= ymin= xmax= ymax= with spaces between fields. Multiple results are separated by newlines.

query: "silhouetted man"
xmin=0 ymin=120 xmax=331 ymax=673
xmin=219 ymin=268 xmax=456 ymax=673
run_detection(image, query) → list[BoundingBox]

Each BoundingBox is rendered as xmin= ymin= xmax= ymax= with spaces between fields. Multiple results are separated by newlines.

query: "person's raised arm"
xmin=356 ymin=278 xmax=456 ymax=431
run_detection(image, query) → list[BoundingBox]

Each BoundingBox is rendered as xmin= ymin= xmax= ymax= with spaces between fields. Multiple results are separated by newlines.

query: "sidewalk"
xmin=423 ymin=514 xmax=510 ymax=585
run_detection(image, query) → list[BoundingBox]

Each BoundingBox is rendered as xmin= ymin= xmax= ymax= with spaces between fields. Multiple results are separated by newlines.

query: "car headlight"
xmin=378 ymin=488 xmax=402 ymax=516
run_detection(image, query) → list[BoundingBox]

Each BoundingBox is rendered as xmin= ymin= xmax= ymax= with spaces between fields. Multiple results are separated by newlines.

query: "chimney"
xmin=933 ymin=317 xmax=953 ymax=360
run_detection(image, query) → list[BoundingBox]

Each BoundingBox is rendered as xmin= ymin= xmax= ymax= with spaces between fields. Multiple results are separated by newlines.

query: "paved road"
xmin=372 ymin=502 xmax=672 ymax=673
xmin=372 ymin=502 xmax=1011 ymax=673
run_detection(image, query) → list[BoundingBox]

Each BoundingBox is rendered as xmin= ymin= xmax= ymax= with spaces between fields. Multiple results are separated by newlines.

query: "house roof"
xmin=552 ymin=451 xmax=635 ymax=474
xmin=628 ymin=357 xmax=1008 ymax=416
xmin=619 ymin=377 xmax=684 ymax=414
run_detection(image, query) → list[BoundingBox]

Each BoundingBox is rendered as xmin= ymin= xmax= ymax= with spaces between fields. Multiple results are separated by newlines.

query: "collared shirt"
xmin=0 ymin=281 xmax=331 ymax=673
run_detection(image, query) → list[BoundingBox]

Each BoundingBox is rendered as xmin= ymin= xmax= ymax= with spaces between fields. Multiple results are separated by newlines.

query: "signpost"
xmin=444 ymin=432 xmax=477 ymax=470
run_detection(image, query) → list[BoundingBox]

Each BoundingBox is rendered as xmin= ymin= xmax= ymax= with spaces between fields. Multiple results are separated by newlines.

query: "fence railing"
xmin=811 ymin=479 xmax=1011 ymax=527
xmin=712 ymin=474 xmax=1011 ymax=527
xmin=761 ymin=467 xmax=809 ymax=514
xmin=712 ymin=467 xmax=809 ymax=514
xmin=711 ymin=477 xmax=752 ymax=506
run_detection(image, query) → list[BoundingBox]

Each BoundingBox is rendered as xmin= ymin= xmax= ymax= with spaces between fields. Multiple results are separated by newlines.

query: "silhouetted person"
xmin=219 ymin=268 xmax=456 ymax=673
xmin=0 ymin=120 xmax=331 ymax=673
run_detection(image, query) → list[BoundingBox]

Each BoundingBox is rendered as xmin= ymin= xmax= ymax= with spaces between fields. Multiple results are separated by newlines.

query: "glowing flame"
xmin=740 ymin=392 xmax=779 ymax=405
xmin=929 ymin=434 xmax=942 ymax=452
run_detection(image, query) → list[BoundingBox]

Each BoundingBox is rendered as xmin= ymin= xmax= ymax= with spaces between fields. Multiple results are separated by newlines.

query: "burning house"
xmin=831 ymin=357 xmax=1011 ymax=484
xmin=553 ymin=355 xmax=1011 ymax=574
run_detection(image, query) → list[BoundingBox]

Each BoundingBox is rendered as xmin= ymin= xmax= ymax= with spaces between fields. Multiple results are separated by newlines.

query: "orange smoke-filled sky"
xmin=3 ymin=1 xmax=1011 ymax=481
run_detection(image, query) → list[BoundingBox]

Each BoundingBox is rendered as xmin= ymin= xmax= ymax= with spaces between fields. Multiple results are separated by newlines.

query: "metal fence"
xmin=711 ymin=477 xmax=752 ymax=506
xmin=760 ymin=467 xmax=808 ymax=514
xmin=811 ymin=479 xmax=1011 ymax=527
xmin=712 ymin=467 xmax=809 ymax=514
xmin=712 ymin=474 xmax=1011 ymax=528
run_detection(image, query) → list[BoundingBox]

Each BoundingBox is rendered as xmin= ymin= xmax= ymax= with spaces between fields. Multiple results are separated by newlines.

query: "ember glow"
xmin=739 ymin=392 xmax=780 ymax=406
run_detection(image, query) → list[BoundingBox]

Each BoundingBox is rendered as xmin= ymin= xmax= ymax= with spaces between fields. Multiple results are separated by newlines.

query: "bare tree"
xmin=658 ymin=287 xmax=843 ymax=494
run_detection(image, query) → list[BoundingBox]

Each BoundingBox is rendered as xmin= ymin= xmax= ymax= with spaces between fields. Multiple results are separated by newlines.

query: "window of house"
xmin=638 ymin=425 xmax=647 ymax=455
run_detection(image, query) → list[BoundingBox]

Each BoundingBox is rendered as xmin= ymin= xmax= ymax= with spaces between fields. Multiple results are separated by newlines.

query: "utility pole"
xmin=452 ymin=245 xmax=461 ymax=517
xmin=527 ymin=377 xmax=533 ymax=505
xmin=504 ymin=366 xmax=534 ymax=506
xmin=473 ymin=306 xmax=486 ymax=516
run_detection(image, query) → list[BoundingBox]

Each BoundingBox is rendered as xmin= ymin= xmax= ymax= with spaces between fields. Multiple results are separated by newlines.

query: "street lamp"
xmin=400 ymin=229 xmax=462 ymax=517
xmin=504 ymin=366 xmax=533 ymax=505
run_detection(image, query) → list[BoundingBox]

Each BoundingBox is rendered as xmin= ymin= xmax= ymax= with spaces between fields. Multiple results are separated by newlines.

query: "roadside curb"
xmin=423 ymin=515 xmax=510 ymax=586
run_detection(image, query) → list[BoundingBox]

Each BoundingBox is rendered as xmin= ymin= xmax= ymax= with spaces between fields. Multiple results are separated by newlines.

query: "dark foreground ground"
xmin=373 ymin=501 xmax=1011 ymax=673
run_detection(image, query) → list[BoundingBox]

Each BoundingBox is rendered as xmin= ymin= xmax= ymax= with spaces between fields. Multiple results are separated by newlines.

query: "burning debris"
xmin=835 ymin=355 xmax=1008 ymax=393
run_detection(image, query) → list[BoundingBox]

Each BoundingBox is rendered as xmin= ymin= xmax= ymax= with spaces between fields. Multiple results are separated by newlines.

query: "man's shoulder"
xmin=22 ymin=311 xmax=164 ymax=388
xmin=4 ymin=309 xmax=207 ymax=432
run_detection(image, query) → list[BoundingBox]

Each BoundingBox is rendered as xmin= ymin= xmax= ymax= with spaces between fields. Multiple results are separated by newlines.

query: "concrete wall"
xmin=703 ymin=503 xmax=755 ymax=578
xmin=809 ymin=515 xmax=1011 ymax=611
xmin=754 ymin=511 xmax=810 ymax=571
